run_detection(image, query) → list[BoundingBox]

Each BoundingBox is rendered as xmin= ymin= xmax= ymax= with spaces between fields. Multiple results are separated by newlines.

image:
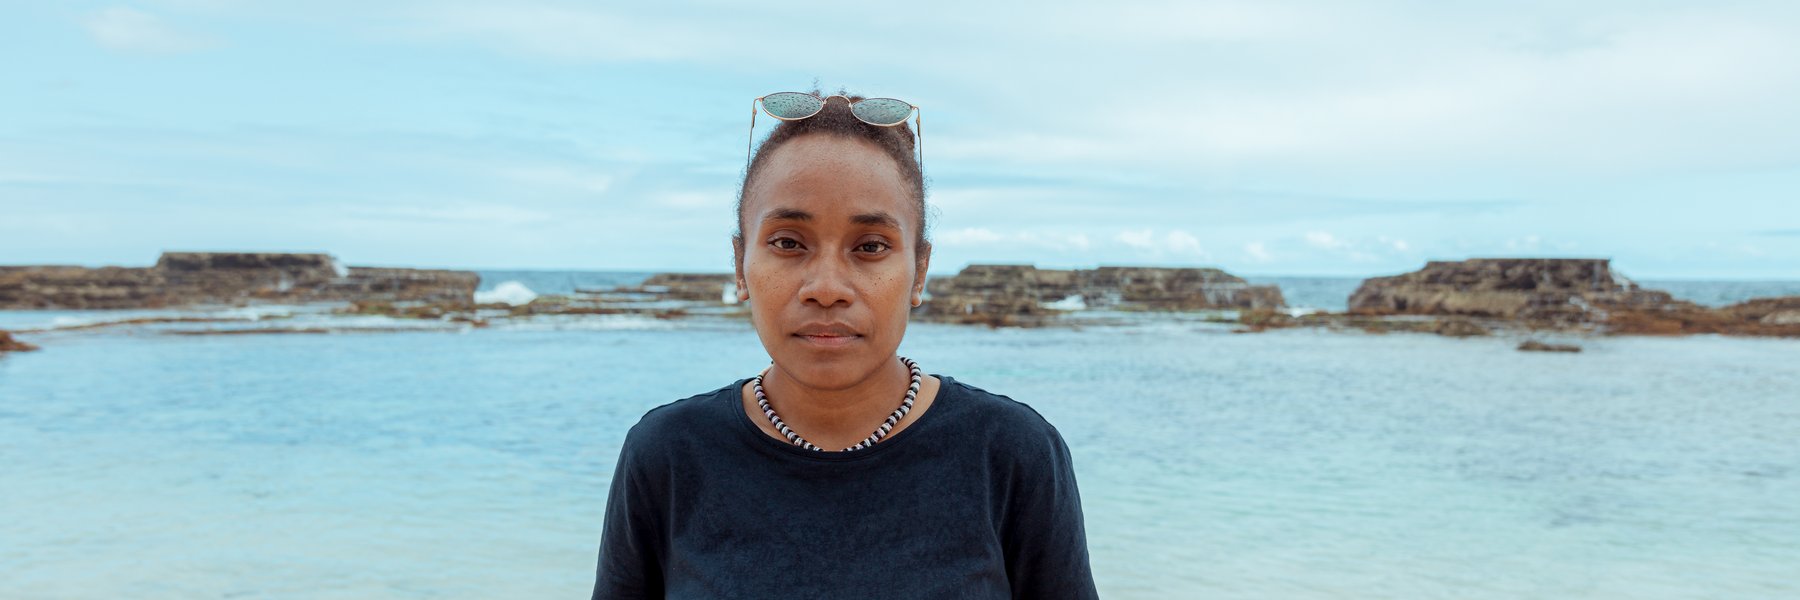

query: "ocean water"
xmin=3 ymin=274 xmax=1798 ymax=599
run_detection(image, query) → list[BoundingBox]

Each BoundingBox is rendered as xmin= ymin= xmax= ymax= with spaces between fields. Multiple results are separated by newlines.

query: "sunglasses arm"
xmin=915 ymin=108 xmax=923 ymax=172
xmin=748 ymin=98 xmax=760 ymax=167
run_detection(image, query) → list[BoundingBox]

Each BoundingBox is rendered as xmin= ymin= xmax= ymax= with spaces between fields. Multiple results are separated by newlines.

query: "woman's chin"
xmin=775 ymin=349 xmax=885 ymax=384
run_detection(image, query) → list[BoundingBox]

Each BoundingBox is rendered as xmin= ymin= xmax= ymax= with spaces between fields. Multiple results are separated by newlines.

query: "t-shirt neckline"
xmin=726 ymin=372 xmax=959 ymax=462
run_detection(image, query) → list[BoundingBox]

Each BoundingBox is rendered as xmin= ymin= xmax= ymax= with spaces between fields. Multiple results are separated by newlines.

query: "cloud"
xmin=1115 ymin=228 xmax=1156 ymax=251
xmin=1503 ymin=234 xmax=1544 ymax=252
xmin=81 ymin=7 xmax=216 ymax=54
xmin=1243 ymin=241 xmax=1273 ymax=263
xmin=398 ymin=4 xmax=742 ymax=63
xmin=938 ymin=227 xmax=1092 ymax=251
xmin=345 ymin=202 xmax=553 ymax=226
xmin=1166 ymin=230 xmax=1205 ymax=255
xmin=1112 ymin=228 xmax=1211 ymax=260
xmin=1303 ymin=231 xmax=1348 ymax=250
xmin=497 ymin=165 xmax=616 ymax=194
xmin=1300 ymin=231 xmax=1422 ymax=263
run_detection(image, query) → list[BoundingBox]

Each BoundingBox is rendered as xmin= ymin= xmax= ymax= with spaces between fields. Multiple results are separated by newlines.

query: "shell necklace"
xmin=752 ymin=356 xmax=922 ymax=452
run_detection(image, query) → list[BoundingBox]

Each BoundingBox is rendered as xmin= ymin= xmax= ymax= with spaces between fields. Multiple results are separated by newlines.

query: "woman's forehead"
xmin=755 ymin=205 xmax=906 ymax=234
xmin=746 ymin=139 xmax=914 ymax=229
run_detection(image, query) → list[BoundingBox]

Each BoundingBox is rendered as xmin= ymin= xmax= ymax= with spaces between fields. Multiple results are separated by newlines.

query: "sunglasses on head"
xmin=748 ymin=92 xmax=922 ymax=170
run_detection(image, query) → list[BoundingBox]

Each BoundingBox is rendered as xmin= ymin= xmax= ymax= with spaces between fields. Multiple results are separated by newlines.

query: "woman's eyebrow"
xmin=762 ymin=208 xmax=901 ymax=231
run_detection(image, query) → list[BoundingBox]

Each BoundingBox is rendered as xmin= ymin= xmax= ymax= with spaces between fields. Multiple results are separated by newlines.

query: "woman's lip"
xmin=794 ymin=334 xmax=861 ymax=348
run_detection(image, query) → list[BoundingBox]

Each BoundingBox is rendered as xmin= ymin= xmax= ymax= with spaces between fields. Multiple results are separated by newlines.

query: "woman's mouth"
xmin=793 ymin=333 xmax=861 ymax=348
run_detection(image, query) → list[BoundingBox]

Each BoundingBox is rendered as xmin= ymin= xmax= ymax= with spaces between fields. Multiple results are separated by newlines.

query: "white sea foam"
xmin=475 ymin=281 xmax=538 ymax=306
xmin=495 ymin=314 xmax=680 ymax=331
xmin=1041 ymin=294 xmax=1087 ymax=311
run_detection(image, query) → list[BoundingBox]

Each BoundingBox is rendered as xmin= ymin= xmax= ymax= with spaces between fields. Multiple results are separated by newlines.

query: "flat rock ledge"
xmin=0 ymin=252 xmax=478 ymax=309
xmin=1326 ymin=258 xmax=1797 ymax=338
xmin=915 ymin=264 xmax=1286 ymax=327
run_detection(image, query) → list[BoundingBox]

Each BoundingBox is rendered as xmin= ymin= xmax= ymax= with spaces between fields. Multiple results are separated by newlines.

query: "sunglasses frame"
xmin=748 ymin=93 xmax=922 ymax=171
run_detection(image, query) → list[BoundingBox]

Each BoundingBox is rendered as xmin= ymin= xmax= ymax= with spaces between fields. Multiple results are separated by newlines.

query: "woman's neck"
xmin=746 ymin=357 xmax=937 ymax=450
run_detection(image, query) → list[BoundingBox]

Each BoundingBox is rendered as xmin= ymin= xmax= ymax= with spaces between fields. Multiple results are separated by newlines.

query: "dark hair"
xmin=732 ymin=87 xmax=931 ymax=268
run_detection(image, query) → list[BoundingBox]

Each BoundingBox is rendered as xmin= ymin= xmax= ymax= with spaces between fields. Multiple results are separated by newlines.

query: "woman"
xmin=590 ymin=89 xmax=1099 ymax=599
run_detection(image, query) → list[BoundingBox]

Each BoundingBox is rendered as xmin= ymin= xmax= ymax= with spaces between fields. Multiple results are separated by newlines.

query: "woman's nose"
xmin=797 ymin=255 xmax=855 ymax=308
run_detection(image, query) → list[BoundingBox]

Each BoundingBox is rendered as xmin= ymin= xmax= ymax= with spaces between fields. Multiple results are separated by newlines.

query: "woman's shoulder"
xmin=935 ymin=374 xmax=1069 ymax=444
xmin=622 ymin=377 xmax=748 ymax=444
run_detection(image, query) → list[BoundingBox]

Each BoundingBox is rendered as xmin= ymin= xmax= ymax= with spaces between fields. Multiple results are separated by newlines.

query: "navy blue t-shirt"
xmin=590 ymin=373 xmax=1099 ymax=599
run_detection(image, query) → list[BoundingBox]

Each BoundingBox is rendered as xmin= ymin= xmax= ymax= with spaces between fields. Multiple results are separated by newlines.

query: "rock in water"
xmin=0 ymin=252 xmax=478 ymax=309
xmin=0 ymin=330 xmax=40 ymax=353
xmin=1518 ymin=340 xmax=1582 ymax=353
xmin=917 ymin=264 xmax=1285 ymax=326
xmin=1347 ymin=258 xmax=1683 ymax=327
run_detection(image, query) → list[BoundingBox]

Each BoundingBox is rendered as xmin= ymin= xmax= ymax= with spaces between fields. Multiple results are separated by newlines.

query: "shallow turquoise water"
xmin=3 ymin=311 xmax=1798 ymax=598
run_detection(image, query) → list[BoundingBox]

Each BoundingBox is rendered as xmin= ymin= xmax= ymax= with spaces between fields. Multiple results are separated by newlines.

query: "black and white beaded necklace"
xmin=752 ymin=356 xmax=922 ymax=452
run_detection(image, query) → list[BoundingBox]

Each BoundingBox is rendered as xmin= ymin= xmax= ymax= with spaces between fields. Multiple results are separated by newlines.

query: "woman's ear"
xmin=732 ymin=236 xmax=750 ymax=302
xmin=911 ymin=245 xmax=930 ymax=307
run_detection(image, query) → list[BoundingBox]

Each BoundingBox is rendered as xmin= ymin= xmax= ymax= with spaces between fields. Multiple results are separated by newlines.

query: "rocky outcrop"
xmin=0 ymin=252 xmax=477 ymax=309
xmin=1722 ymin=296 xmax=1800 ymax=325
xmin=917 ymin=264 xmax=1284 ymax=326
xmin=1348 ymin=258 xmax=1680 ymax=326
xmin=1344 ymin=259 xmax=1798 ymax=337
xmin=1518 ymin=340 xmax=1581 ymax=353
xmin=632 ymin=273 xmax=735 ymax=302
xmin=0 ymin=266 xmax=168 ymax=309
xmin=0 ymin=330 xmax=40 ymax=353
xmin=1601 ymin=295 xmax=1800 ymax=337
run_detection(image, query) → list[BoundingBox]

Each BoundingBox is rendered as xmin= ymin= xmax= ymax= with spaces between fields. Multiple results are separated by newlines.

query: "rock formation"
xmin=917 ymin=264 xmax=1284 ymax=326
xmin=0 ymin=252 xmax=477 ymax=309
xmin=0 ymin=330 xmax=40 ymax=353
xmin=1518 ymin=340 xmax=1582 ymax=353
xmin=1602 ymin=295 xmax=1800 ymax=337
xmin=632 ymin=273 xmax=736 ymax=302
xmin=1347 ymin=258 xmax=1680 ymax=326
xmin=1346 ymin=258 xmax=1799 ymax=337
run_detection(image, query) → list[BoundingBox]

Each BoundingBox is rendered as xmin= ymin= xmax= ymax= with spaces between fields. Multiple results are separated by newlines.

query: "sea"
xmin=2 ymin=271 xmax=1797 ymax=599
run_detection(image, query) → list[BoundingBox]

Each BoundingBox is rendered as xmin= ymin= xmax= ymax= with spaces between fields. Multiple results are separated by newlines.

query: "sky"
xmin=3 ymin=0 xmax=1798 ymax=279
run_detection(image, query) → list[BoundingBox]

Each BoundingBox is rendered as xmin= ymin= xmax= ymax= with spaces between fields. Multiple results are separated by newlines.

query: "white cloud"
xmin=81 ymin=7 xmax=216 ymax=54
xmin=1112 ymin=228 xmax=1210 ymax=260
xmin=399 ymin=4 xmax=741 ymax=63
xmin=940 ymin=227 xmax=1091 ymax=251
xmin=1166 ymin=230 xmax=1205 ymax=255
xmin=1244 ymin=241 xmax=1273 ymax=263
xmin=1115 ymin=228 xmax=1157 ymax=251
xmin=1303 ymin=231 xmax=1347 ymax=250
xmin=346 ymin=202 xmax=552 ymax=226
xmin=1503 ymin=234 xmax=1544 ymax=252
xmin=498 ymin=165 xmax=615 ymax=194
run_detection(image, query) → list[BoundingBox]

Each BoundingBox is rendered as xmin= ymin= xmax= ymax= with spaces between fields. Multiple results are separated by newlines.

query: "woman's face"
xmin=735 ymin=134 xmax=929 ymax=389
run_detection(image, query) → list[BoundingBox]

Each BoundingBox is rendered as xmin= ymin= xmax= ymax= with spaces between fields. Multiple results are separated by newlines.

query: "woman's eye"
xmin=857 ymin=241 xmax=891 ymax=253
xmin=770 ymin=238 xmax=802 ymax=250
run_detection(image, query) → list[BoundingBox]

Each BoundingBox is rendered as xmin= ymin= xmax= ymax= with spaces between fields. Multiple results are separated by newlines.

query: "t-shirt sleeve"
xmin=590 ymin=426 xmax=665 ymax=600
xmin=1003 ymin=417 xmax=1101 ymax=599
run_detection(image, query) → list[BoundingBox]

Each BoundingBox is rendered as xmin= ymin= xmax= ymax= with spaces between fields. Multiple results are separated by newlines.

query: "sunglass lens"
xmin=762 ymin=92 xmax=823 ymax=120
xmin=851 ymin=98 xmax=913 ymax=125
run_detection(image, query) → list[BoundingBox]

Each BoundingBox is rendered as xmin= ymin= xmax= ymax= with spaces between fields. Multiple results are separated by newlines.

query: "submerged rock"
xmin=1518 ymin=340 xmax=1582 ymax=353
